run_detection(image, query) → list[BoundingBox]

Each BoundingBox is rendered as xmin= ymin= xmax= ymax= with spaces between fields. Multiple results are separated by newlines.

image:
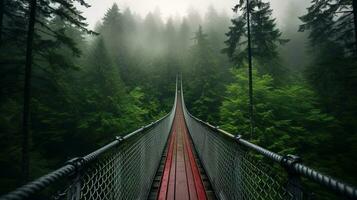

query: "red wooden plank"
xmin=158 ymin=130 xmax=176 ymax=200
xmin=183 ymin=125 xmax=198 ymax=200
xmin=183 ymin=125 xmax=207 ymax=200
xmin=175 ymin=118 xmax=189 ymax=200
xmin=167 ymin=128 xmax=177 ymax=200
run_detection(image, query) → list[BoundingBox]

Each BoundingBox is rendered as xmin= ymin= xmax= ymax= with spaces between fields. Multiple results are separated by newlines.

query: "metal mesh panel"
xmin=53 ymin=86 xmax=178 ymax=200
xmin=74 ymin=116 xmax=174 ymax=200
xmin=181 ymin=95 xmax=294 ymax=200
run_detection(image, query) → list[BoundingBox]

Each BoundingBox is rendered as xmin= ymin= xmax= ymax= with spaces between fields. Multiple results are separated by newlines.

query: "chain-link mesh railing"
xmin=180 ymin=81 xmax=357 ymax=200
xmin=69 ymin=112 xmax=175 ymax=200
xmin=0 ymin=82 xmax=178 ymax=200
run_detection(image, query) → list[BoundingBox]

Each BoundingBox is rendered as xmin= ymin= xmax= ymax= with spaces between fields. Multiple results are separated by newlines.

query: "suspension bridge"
xmin=1 ymin=79 xmax=357 ymax=200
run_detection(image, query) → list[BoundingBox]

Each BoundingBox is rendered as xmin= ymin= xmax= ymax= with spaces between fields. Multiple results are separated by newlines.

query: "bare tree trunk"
xmin=22 ymin=0 xmax=37 ymax=183
xmin=353 ymin=0 xmax=357 ymax=55
xmin=0 ymin=0 xmax=4 ymax=46
xmin=246 ymin=0 xmax=254 ymax=139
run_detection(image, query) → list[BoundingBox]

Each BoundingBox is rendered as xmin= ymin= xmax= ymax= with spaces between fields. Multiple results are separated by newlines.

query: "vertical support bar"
xmin=281 ymin=155 xmax=304 ymax=200
xmin=234 ymin=135 xmax=243 ymax=199
xmin=139 ymin=133 xmax=146 ymax=199
xmin=121 ymin=142 xmax=128 ymax=199
xmin=200 ymin=124 xmax=207 ymax=159
xmin=286 ymin=173 xmax=304 ymax=200
xmin=111 ymin=137 xmax=123 ymax=200
xmin=67 ymin=173 xmax=81 ymax=200
xmin=65 ymin=157 xmax=85 ymax=200
xmin=111 ymin=151 xmax=120 ymax=199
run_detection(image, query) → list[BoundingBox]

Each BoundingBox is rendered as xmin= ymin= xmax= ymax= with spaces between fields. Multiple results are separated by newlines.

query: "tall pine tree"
xmin=223 ymin=0 xmax=289 ymax=80
xmin=100 ymin=3 xmax=124 ymax=71
xmin=1 ymin=0 xmax=95 ymax=182
xmin=184 ymin=26 xmax=223 ymax=121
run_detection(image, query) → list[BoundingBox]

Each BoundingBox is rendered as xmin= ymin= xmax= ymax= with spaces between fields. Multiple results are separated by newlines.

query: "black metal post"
xmin=281 ymin=155 xmax=304 ymax=200
xmin=66 ymin=157 xmax=85 ymax=200
xmin=246 ymin=0 xmax=254 ymax=139
xmin=22 ymin=0 xmax=37 ymax=182
xmin=67 ymin=173 xmax=81 ymax=200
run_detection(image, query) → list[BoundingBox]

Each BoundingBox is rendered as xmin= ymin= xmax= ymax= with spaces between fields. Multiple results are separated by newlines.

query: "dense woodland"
xmin=0 ymin=0 xmax=357 ymax=197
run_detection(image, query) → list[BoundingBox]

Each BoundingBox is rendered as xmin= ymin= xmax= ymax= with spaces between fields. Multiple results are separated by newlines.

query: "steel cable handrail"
xmin=180 ymin=79 xmax=357 ymax=200
xmin=0 ymin=79 xmax=179 ymax=200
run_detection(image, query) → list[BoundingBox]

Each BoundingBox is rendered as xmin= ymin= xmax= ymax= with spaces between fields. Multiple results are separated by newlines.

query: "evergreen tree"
xmin=223 ymin=0 xmax=289 ymax=79
xmin=0 ymin=0 xmax=28 ymax=100
xmin=299 ymin=0 xmax=357 ymax=55
xmin=142 ymin=11 xmax=164 ymax=56
xmin=184 ymin=26 xmax=224 ymax=121
xmin=85 ymin=38 xmax=124 ymax=98
xmin=122 ymin=8 xmax=138 ymax=52
xmin=178 ymin=18 xmax=191 ymax=53
xmin=0 ymin=0 xmax=94 ymax=182
xmin=300 ymin=0 xmax=357 ymax=143
xmin=78 ymin=37 xmax=125 ymax=143
xmin=162 ymin=18 xmax=179 ymax=86
xmin=204 ymin=6 xmax=230 ymax=52
xmin=279 ymin=1 xmax=310 ymax=73
xmin=100 ymin=3 xmax=123 ymax=68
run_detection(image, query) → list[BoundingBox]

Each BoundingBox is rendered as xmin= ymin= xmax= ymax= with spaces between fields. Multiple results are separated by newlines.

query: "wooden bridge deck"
xmin=149 ymin=95 xmax=215 ymax=200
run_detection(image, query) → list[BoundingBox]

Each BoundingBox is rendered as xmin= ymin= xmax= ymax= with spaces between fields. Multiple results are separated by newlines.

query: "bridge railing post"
xmin=67 ymin=172 xmax=81 ymax=200
xmin=66 ymin=157 xmax=85 ymax=200
xmin=281 ymin=154 xmax=304 ymax=200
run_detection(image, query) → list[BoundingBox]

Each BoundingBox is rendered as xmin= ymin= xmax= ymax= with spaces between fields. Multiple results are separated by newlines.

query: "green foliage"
xmin=220 ymin=68 xmax=335 ymax=156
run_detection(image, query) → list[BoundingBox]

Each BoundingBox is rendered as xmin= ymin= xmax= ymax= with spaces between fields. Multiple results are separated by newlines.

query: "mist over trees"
xmin=0 ymin=0 xmax=356 ymax=198
xmin=279 ymin=1 xmax=311 ymax=73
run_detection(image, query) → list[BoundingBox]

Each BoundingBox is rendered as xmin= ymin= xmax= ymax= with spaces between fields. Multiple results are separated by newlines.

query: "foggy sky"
xmin=81 ymin=0 xmax=311 ymax=29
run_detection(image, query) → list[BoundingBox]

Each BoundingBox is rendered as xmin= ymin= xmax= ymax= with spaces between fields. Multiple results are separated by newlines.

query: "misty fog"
xmin=82 ymin=0 xmax=312 ymax=71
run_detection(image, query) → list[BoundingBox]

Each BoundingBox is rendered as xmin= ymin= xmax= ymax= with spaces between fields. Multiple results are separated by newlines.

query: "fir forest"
xmin=0 ymin=0 xmax=357 ymax=200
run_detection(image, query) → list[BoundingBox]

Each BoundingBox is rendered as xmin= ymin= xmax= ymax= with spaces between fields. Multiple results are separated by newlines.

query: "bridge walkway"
xmin=148 ymin=92 xmax=216 ymax=200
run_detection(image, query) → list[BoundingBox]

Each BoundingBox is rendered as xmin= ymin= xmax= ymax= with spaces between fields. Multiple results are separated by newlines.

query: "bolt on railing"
xmin=0 ymin=80 xmax=179 ymax=200
xmin=180 ymin=79 xmax=357 ymax=200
